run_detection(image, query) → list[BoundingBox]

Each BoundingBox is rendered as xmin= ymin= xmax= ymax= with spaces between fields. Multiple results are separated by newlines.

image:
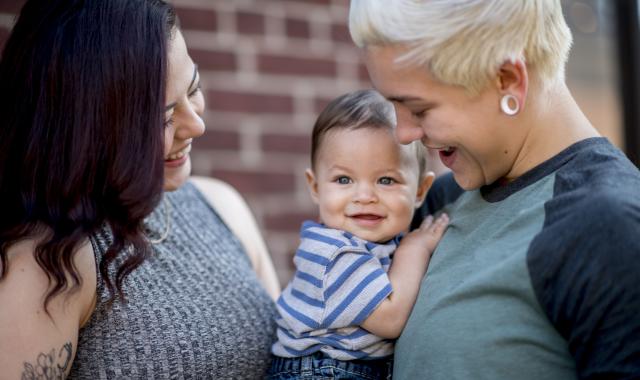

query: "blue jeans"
xmin=266 ymin=352 xmax=393 ymax=380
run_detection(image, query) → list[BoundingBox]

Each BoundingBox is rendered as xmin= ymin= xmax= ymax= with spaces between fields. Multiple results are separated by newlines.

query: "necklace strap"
xmin=147 ymin=199 xmax=171 ymax=245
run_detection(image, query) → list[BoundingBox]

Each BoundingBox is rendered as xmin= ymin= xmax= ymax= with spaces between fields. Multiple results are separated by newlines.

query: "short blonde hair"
xmin=349 ymin=0 xmax=573 ymax=94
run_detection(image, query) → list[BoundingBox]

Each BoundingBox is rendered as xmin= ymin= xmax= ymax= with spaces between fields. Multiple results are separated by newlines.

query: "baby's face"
xmin=307 ymin=127 xmax=426 ymax=243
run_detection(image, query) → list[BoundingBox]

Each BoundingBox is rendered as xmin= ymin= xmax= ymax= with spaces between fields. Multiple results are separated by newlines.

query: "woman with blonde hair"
xmin=350 ymin=1 xmax=640 ymax=378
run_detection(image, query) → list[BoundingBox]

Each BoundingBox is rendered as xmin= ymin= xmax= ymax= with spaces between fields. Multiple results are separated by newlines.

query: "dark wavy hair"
xmin=0 ymin=0 xmax=176 ymax=309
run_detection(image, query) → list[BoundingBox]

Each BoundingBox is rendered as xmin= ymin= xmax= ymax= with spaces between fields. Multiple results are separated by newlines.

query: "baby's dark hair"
xmin=311 ymin=89 xmax=426 ymax=176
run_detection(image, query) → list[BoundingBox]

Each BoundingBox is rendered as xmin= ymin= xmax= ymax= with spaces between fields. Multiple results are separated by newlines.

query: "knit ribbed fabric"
xmin=68 ymin=182 xmax=278 ymax=379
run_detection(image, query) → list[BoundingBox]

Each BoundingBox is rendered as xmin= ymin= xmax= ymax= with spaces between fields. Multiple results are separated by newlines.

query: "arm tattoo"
xmin=21 ymin=342 xmax=73 ymax=380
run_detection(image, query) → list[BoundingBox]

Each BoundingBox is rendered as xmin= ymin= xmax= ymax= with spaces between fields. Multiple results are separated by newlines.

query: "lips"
xmin=438 ymin=146 xmax=457 ymax=168
xmin=165 ymin=144 xmax=191 ymax=161
xmin=164 ymin=144 xmax=191 ymax=168
xmin=352 ymin=214 xmax=382 ymax=220
xmin=349 ymin=213 xmax=384 ymax=227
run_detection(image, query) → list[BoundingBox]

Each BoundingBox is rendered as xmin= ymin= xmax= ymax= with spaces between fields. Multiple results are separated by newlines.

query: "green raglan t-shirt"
xmin=395 ymin=138 xmax=640 ymax=379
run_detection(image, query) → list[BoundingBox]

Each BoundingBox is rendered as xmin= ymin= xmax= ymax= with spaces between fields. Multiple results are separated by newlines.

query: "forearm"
xmin=361 ymin=246 xmax=431 ymax=339
xmin=361 ymin=213 xmax=448 ymax=338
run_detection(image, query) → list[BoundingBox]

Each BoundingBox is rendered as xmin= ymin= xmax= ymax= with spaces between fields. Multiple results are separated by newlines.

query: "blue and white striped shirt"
xmin=272 ymin=221 xmax=399 ymax=360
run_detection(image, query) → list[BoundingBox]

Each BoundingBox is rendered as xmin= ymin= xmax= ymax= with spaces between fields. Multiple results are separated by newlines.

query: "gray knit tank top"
xmin=69 ymin=182 xmax=278 ymax=379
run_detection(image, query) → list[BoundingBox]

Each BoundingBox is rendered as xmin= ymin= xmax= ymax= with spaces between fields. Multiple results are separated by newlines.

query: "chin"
xmin=452 ymin=172 xmax=484 ymax=191
xmin=163 ymin=171 xmax=190 ymax=191
xmin=163 ymin=180 xmax=182 ymax=192
xmin=360 ymin=231 xmax=396 ymax=244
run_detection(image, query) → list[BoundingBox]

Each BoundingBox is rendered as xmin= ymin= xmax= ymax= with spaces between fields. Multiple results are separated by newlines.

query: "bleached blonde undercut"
xmin=349 ymin=0 xmax=573 ymax=94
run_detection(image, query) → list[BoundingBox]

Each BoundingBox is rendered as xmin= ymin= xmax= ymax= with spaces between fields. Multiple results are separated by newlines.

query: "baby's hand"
xmin=398 ymin=213 xmax=449 ymax=256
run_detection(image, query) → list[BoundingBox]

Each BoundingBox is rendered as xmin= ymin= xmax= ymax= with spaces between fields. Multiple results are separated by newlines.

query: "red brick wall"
xmin=0 ymin=0 xmax=367 ymax=284
xmin=174 ymin=0 xmax=368 ymax=284
xmin=2 ymin=1 xmax=625 ymax=285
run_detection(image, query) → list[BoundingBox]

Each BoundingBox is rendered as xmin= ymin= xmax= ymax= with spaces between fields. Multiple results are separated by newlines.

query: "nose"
xmin=175 ymin=98 xmax=206 ymax=140
xmin=393 ymin=104 xmax=425 ymax=144
xmin=353 ymin=182 xmax=378 ymax=204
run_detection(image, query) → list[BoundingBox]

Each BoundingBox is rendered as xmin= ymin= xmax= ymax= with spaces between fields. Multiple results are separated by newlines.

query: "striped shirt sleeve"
xmin=276 ymin=225 xmax=393 ymax=335
xmin=319 ymin=246 xmax=392 ymax=330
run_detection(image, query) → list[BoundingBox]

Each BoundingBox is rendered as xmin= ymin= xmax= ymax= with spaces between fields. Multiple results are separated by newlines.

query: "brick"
xmin=331 ymin=23 xmax=352 ymax=43
xmin=284 ymin=0 xmax=332 ymax=4
xmin=211 ymin=170 xmax=296 ymax=194
xmin=237 ymin=11 xmax=264 ymax=35
xmin=0 ymin=0 xmax=24 ymax=13
xmin=1 ymin=0 xmax=384 ymax=287
xmin=175 ymin=7 xmax=217 ymax=31
xmin=258 ymin=54 xmax=336 ymax=77
xmin=285 ymin=18 xmax=310 ymax=39
xmin=358 ymin=63 xmax=371 ymax=83
xmin=197 ymin=130 xmax=241 ymax=150
xmin=189 ymin=49 xmax=236 ymax=71
xmin=265 ymin=212 xmax=319 ymax=231
xmin=262 ymin=133 xmax=311 ymax=154
xmin=314 ymin=97 xmax=334 ymax=114
xmin=206 ymin=90 xmax=294 ymax=114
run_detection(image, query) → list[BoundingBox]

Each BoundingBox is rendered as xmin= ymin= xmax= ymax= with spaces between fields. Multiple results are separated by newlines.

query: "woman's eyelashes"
xmin=406 ymin=102 xmax=432 ymax=119
xmin=164 ymin=83 xmax=202 ymax=127
xmin=188 ymin=82 xmax=201 ymax=97
xmin=164 ymin=114 xmax=174 ymax=128
xmin=411 ymin=108 xmax=427 ymax=119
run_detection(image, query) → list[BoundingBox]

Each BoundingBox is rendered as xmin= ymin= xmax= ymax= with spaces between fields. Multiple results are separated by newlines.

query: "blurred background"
xmin=1 ymin=0 xmax=638 ymax=285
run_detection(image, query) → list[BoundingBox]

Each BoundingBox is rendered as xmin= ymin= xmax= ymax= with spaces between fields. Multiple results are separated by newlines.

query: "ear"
xmin=496 ymin=59 xmax=529 ymax=113
xmin=415 ymin=171 xmax=435 ymax=208
xmin=305 ymin=168 xmax=320 ymax=205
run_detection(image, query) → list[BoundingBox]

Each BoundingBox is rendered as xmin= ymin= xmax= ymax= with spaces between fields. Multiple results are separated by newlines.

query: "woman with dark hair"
xmin=0 ymin=0 xmax=279 ymax=378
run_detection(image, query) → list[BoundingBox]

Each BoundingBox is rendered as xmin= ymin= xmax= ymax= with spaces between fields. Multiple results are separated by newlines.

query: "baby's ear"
xmin=305 ymin=168 xmax=320 ymax=205
xmin=415 ymin=171 xmax=435 ymax=208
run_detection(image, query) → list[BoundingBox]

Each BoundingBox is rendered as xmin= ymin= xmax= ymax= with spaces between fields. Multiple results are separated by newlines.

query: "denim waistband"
xmin=269 ymin=352 xmax=393 ymax=380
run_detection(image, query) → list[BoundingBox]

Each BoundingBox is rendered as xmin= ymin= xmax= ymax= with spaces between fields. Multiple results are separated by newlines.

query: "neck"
xmin=504 ymin=81 xmax=600 ymax=181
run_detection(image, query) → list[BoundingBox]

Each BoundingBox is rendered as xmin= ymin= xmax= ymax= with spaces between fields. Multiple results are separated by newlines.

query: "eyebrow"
xmin=387 ymin=95 xmax=424 ymax=104
xmin=165 ymin=64 xmax=199 ymax=111
xmin=328 ymin=164 xmax=352 ymax=172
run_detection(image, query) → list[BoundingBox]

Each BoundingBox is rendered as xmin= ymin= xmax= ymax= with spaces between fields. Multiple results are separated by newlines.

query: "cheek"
xmin=400 ymin=197 xmax=417 ymax=218
xmin=394 ymin=105 xmax=422 ymax=129
xmin=458 ymin=130 xmax=500 ymax=166
xmin=387 ymin=190 xmax=416 ymax=215
xmin=320 ymin=191 xmax=346 ymax=211
xmin=418 ymin=113 xmax=448 ymax=142
xmin=193 ymin=94 xmax=205 ymax=115
xmin=163 ymin=129 xmax=174 ymax=155
xmin=317 ymin=190 xmax=350 ymax=219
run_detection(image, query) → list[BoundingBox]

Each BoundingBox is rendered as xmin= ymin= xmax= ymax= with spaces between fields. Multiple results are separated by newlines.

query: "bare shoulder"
xmin=190 ymin=176 xmax=245 ymax=209
xmin=189 ymin=176 xmax=281 ymax=299
xmin=2 ymin=236 xmax=97 ymax=308
xmin=189 ymin=176 xmax=257 ymax=245
xmin=0 ymin=236 xmax=97 ymax=378
xmin=189 ymin=176 xmax=255 ymax=229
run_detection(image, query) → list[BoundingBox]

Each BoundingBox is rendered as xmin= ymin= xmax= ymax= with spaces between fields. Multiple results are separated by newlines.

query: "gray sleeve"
xmin=527 ymin=190 xmax=640 ymax=379
xmin=411 ymin=172 xmax=464 ymax=230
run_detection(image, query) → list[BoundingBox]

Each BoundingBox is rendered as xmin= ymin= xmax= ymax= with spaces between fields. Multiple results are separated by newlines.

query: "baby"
xmin=268 ymin=89 xmax=448 ymax=380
